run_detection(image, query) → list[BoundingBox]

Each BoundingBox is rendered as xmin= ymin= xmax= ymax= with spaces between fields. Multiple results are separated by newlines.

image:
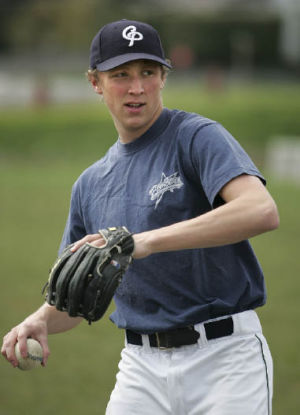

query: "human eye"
xmin=110 ymin=71 xmax=127 ymax=78
xmin=142 ymin=69 xmax=154 ymax=76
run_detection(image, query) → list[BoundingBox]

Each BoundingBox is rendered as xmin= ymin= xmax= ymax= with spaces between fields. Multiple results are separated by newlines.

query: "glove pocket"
xmin=82 ymin=259 xmax=124 ymax=324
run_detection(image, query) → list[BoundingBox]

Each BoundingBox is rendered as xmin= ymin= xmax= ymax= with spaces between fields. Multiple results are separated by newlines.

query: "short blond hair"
xmin=86 ymin=60 xmax=171 ymax=83
xmin=86 ymin=68 xmax=99 ymax=82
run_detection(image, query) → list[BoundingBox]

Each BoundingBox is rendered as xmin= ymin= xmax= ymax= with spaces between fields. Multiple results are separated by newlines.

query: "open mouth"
xmin=125 ymin=103 xmax=145 ymax=108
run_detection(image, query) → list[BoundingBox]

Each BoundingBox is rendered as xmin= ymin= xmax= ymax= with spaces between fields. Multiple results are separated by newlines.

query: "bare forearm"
xmin=33 ymin=303 xmax=82 ymax=334
xmin=133 ymin=191 xmax=279 ymax=257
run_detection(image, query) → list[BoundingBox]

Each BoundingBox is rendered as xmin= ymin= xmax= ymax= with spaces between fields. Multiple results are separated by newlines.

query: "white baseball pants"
xmin=106 ymin=310 xmax=273 ymax=415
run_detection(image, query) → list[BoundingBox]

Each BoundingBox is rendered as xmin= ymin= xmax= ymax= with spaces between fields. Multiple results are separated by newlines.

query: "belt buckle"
xmin=155 ymin=332 xmax=172 ymax=350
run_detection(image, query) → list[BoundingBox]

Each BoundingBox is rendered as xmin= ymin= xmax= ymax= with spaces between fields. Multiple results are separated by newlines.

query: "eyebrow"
xmin=112 ymin=60 xmax=160 ymax=70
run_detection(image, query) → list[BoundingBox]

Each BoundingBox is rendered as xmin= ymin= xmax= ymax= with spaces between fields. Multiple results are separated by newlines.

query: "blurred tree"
xmin=1 ymin=0 xmax=142 ymax=53
xmin=0 ymin=0 xmax=31 ymax=52
xmin=0 ymin=0 xmax=281 ymax=69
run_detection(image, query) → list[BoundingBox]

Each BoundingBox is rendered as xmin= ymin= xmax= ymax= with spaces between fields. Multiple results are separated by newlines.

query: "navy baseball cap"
xmin=89 ymin=19 xmax=172 ymax=71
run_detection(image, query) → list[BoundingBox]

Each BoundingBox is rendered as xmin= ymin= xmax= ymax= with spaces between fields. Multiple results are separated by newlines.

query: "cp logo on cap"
xmin=122 ymin=25 xmax=143 ymax=47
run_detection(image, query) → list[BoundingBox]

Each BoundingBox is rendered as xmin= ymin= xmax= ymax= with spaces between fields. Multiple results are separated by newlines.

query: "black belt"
xmin=126 ymin=317 xmax=234 ymax=349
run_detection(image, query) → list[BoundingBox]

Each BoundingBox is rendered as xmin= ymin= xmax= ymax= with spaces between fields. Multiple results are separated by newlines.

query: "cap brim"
xmin=95 ymin=53 xmax=172 ymax=71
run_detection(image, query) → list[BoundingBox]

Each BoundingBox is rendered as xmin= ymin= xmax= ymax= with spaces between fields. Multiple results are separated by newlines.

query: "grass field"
xmin=0 ymin=81 xmax=300 ymax=414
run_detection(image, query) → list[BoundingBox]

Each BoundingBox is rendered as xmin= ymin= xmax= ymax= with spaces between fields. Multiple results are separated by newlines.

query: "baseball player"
xmin=2 ymin=19 xmax=279 ymax=414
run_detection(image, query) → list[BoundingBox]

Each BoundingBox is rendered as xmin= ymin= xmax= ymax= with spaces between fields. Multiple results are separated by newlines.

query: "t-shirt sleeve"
xmin=190 ymin=122 xmax=265 ymax=207
xmin=58 ymin=180 xmax=87 ymax=254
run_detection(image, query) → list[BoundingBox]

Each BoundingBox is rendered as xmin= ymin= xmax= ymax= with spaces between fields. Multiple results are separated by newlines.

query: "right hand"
xmin=1 ymin=315 xmax=50 ymax=368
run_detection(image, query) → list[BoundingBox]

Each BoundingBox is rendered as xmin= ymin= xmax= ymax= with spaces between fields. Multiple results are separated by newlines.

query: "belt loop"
xmin=232 ymin=313 xmax=241 ymax=335
xmin=141 ymin=334 xmax=152 ymax=352
xmin=194 ymin=322 xmax=207 ymax=348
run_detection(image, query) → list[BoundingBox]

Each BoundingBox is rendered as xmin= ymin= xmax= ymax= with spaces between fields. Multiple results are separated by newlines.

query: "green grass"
xmin=252 ymin=180 xmax=300 ymax=414
xmin=0 ymin=161 xmax=124 ymax=415
xmin=0 ymin=81 xmax=300 ymax=414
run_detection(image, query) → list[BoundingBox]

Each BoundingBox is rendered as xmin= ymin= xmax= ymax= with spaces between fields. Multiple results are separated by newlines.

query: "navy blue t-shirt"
xmin=60 ymin=108 xmax=266 ymax=333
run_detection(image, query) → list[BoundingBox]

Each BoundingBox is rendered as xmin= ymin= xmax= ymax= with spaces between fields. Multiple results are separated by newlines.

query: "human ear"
xmin=160 ymin=72 xmax=167 ymax=89
xmin=91 ymin=78 xmax=103 ymax=95
xmin=160 ymin=78 xmax=166 ymax=89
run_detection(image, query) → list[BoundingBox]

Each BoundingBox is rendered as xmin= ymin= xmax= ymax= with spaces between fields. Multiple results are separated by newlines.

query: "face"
xmin=93 ymin=60 xmax=166 ymax=143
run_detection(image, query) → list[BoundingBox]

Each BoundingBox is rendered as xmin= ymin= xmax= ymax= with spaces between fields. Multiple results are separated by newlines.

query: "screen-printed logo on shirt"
xmin=149 ymin=172 xmax=184 ymax=209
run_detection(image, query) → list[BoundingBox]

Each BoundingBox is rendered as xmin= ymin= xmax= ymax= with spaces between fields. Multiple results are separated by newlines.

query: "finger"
xmin=1 ymin=333 xmax=9 ymax=357
xmin=90 ymin=238 xmax=106 ymax=248
xmin=33 ymin=335 xmax=50 ymax=367
xmin=17 ymin=333 xmax=29 ymax=359
xmin=70 ymin=234 xmax=101 ymax=252
xmin=2 ymin=331 xmax=19 ymax=367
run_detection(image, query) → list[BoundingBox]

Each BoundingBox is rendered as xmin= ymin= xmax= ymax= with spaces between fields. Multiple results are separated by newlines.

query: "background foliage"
xmin=0 ymin=0 xmax=284 ymax=69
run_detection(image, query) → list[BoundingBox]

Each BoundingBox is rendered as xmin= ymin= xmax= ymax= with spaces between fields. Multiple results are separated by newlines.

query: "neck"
xmin=116 ymin=104 xmax=164 ymax=144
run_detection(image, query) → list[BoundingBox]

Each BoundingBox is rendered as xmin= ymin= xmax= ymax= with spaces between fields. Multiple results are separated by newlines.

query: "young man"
xmin=2 ymin=20 xmax=279 ymax=414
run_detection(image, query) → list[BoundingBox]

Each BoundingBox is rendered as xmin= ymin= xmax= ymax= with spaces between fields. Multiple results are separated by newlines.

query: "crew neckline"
xmin=116 ymin=108 xmax=171 ymax=155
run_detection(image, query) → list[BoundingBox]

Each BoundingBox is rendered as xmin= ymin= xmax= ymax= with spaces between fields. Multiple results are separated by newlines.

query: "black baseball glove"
xmin=43 ymin=227 xmax=134 ymax=324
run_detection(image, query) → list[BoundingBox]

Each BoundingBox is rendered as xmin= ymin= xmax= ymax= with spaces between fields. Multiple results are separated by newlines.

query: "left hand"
xmin=70 ymin=233 xmax=106 ymax=252
xmin=71 ymin=232 xmax=152 ymax=260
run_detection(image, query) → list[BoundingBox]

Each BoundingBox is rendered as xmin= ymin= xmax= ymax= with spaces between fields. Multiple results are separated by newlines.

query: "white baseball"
xmin=15 ymin=339 xmax=43 ymax=371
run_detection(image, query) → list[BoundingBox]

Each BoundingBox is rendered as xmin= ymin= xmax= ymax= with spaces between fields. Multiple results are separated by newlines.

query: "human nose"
xmin=128 ymin=76 xmax=144 ymax=95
